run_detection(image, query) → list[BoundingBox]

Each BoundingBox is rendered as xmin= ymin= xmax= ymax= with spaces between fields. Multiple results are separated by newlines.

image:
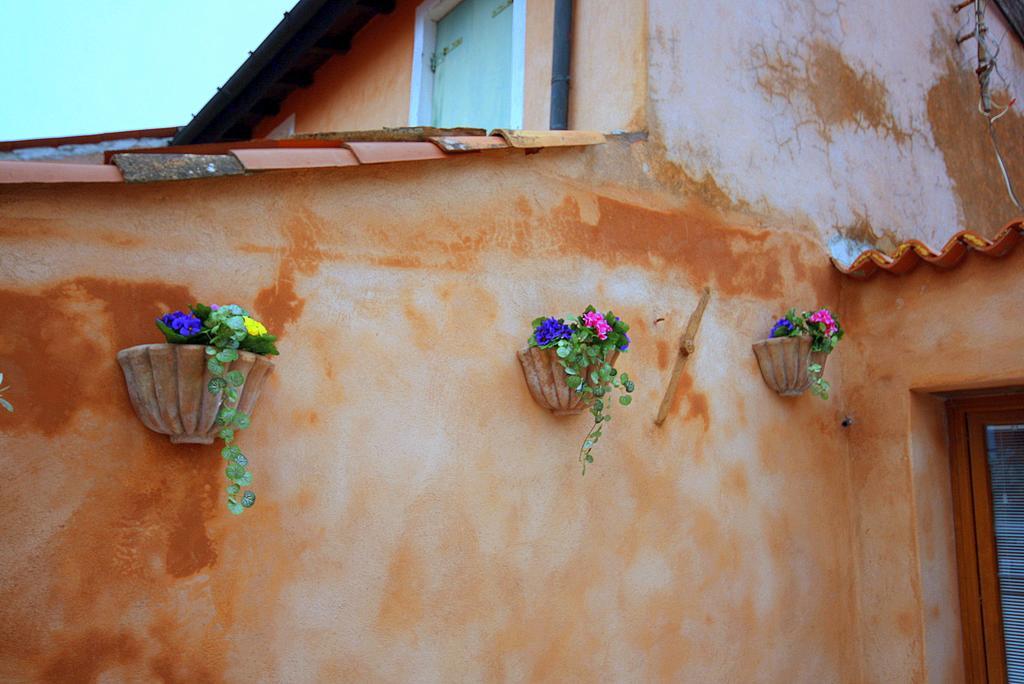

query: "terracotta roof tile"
xmin=428 ymin=135 xmax=510 ymax=153
xmin=0 ymin=160 xmax=123 ymax=183
xmin=0 ymin=131 xmax=606 ymax=184
xmin=834 ymin=219 xmax=1024 ymax=279
xmin=344 ymin=141 xmax=449 ymax=165
xmin=492 ymin=129 xmax=606 ymax=148
xmin=230 ymin=147 xmax=359 ymax=170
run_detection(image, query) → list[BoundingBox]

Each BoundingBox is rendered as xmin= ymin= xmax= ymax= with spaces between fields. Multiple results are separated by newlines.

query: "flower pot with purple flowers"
xmin=117 ymin=303 xmax=279 ymax=515
xmin=518 ymin=307 xmax=635 ymax=473
xmin=752 ymin=308 xmax=843 ymax=399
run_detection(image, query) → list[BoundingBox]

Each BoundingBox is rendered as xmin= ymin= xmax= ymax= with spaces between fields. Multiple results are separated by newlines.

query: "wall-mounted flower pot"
xmin=117 ymin=344 xmax=275 ymax=444
xmin=751 ymin=336 xmax=828 ymax=397
xmin=517 ymin=347 xmax=619 ymax=415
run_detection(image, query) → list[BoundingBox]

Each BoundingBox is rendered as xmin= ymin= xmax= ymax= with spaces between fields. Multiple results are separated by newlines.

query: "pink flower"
xmin=808 ymin=309 xmax=838 ymax=336
xmin=582 ymin=311 xmax=612 ymax=340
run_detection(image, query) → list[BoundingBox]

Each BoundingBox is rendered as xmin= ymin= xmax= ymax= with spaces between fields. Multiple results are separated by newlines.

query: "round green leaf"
xmin=226 ymin=463 xmax=245 ymax=480
xmin=222 ymin=445 xmax=242 ymax=461
xmin=219 ymin=427 xmax=235 ymax=442
xmin=207 ymin=359 xmax=224 ymax=375
xmin=216 ymin=348 xmax=239 ymax=363
xmin=234 ymin=413 xmax=251 ymax=429
xmin=227 ymin=483 xmax=240 ymax=495
xmin=227 ymin=500 xmax=244 ymax=515
xmin=207 ymin=378 xmax=226 ymax=393
xmin=619 ymin=395 xmax=632 ymax=406
xmin=226 ymin=370 xmax=245 ymax=387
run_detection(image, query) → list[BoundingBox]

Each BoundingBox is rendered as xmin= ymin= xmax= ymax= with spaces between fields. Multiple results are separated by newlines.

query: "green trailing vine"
xmin=529 ymin=307 xmax=635 ymax=474
xmin=807 ymin=362 xmax=829 ymax=400
xmin=157 ymin=303 xmax=278 ymax=514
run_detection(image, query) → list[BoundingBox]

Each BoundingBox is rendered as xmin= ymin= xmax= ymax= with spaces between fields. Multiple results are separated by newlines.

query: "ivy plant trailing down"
xmin=529 ymin=307 xmax=635 ymax=474
xmin=768 ymin=307 xmax=844 ymax=399
xmin=157 ymin=304 xmax=279 ymax=514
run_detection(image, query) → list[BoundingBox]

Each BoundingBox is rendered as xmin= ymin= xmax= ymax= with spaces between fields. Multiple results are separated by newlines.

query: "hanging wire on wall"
xmin=954 ymin=0 xmax=1023 ymax=210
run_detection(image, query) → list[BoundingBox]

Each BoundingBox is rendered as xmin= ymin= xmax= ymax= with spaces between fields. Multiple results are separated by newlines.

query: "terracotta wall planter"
xmin=751 ymin=336 xmax=828 ymax=397
xmin=517 ymin=347 xmax=619 ymax=415
xmin=117 ymin=344 xmax=275 ymax=444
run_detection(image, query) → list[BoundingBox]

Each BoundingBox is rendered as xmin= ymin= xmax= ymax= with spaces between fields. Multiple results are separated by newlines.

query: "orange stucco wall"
xmin=253 ymin=0 xmax=647 ymax=136
xmin=6 ymin=139 xmax=1020 ymax=681
xmin=1 ymin=142 xmax=867 ymax=681
xmin=840 ymin=246 xmax=1024 ymax=682
xmin=3 ymin=0 xmax=1024 ymax=681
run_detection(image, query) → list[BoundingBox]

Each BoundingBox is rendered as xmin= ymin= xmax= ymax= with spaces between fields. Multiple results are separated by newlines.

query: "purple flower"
xmin=770 ymin=318 xmax=795 ymax=338
xmin=534 ymin=317 xmax=573 ymax=346
xmin=161 ymin=310 xmax=202 ymax=337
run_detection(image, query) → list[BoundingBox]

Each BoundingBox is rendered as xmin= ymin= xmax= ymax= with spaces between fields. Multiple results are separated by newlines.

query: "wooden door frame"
xmin=947 ymin=393 xmax=1024 ymax=682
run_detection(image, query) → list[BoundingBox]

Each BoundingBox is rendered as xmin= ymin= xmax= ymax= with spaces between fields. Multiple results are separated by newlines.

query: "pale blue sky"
xmin=0 ymin=1 xmax=297 ymax=141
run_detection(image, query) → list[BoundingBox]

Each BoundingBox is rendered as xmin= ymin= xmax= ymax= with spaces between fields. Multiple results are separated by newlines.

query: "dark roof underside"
xmin=173 ymin=0 xmax=394 ymax=145
xmin=994 ymin=0 xmax=1024 ymax=46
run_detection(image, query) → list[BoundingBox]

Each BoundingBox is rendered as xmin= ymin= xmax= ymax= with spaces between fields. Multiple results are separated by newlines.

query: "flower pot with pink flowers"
xmin=517 ymin=306 xmax=635 ymax=473
xmin=752 ymin=308 xmax=843 ymax=399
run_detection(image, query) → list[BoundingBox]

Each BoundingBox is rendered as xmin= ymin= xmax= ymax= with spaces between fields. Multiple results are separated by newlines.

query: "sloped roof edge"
xmin=0 ymin=131 xmax=607 ymax=183
xmin=173 ymin=0 xmax=394 ymax=145
xmin=833 ymin=219 xmax=1024 ymax=279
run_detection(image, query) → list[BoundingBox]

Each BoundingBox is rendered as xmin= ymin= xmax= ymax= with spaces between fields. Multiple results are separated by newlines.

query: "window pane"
xmin=987 ymin=423 xmax=1024 ymax=683
xmin=432 ymin=0 xmax=513 ymax=129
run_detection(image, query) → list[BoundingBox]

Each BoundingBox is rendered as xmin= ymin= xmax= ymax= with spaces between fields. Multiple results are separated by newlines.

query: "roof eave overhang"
xmin=173 ymin=0 xmax=394 ymax=146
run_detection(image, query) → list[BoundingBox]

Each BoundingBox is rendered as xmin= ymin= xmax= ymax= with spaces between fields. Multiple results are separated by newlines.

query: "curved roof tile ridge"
xmin=833 ymin=218 xmax=1024 ymax=279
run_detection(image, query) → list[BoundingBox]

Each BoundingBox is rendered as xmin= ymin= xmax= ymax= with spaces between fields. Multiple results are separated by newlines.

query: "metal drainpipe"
xmin=549 ymin=0 xmax=574 ymax=130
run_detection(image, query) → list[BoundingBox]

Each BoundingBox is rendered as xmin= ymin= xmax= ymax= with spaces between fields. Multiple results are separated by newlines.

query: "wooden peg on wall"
xmin=654 ymin=287 xmax=712 ymax=427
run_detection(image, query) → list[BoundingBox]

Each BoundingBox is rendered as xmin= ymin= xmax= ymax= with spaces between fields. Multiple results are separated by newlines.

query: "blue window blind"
xmin=987 ymin=423 xmax=1024 ymax=683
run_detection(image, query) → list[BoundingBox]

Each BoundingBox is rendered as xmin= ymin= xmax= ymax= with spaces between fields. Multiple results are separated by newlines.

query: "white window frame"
xmin=408 ymin=0 xmax=526 ymax=129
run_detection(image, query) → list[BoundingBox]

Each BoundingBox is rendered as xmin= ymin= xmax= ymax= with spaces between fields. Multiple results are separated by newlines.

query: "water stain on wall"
xmin=0 ymin=278 xmax=193 ymax=436
xmin=666 ymin=370 xmax=711 ymax=434
xmin=926 ymin=50 xmax=1024 ymax=236
xmin=254 ymin=206 xmax=328 ymax=333
xmin=549 ymin=195 xmax=789 ymax=299
xmin=834 ymin=210 xmax=902 ymax=255
xmin=41 ymin=630 xmax=142 ymax=683
xmin=752 ymin=39 xmax=910 ymax=145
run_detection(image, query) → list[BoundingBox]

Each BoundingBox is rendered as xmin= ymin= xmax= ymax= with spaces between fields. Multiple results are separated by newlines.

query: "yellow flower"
xmin=243 ymin=316 xmax=268 ymax=336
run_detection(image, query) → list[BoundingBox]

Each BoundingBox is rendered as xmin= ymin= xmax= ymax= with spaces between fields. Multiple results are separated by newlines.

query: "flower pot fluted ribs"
xmin=517 ymin=347 xmax=620 ymax=415
xmin=117 ymin=344 xmax=274 ymax=444
xmin=751 ymin=336 xmax=827 ymax=397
